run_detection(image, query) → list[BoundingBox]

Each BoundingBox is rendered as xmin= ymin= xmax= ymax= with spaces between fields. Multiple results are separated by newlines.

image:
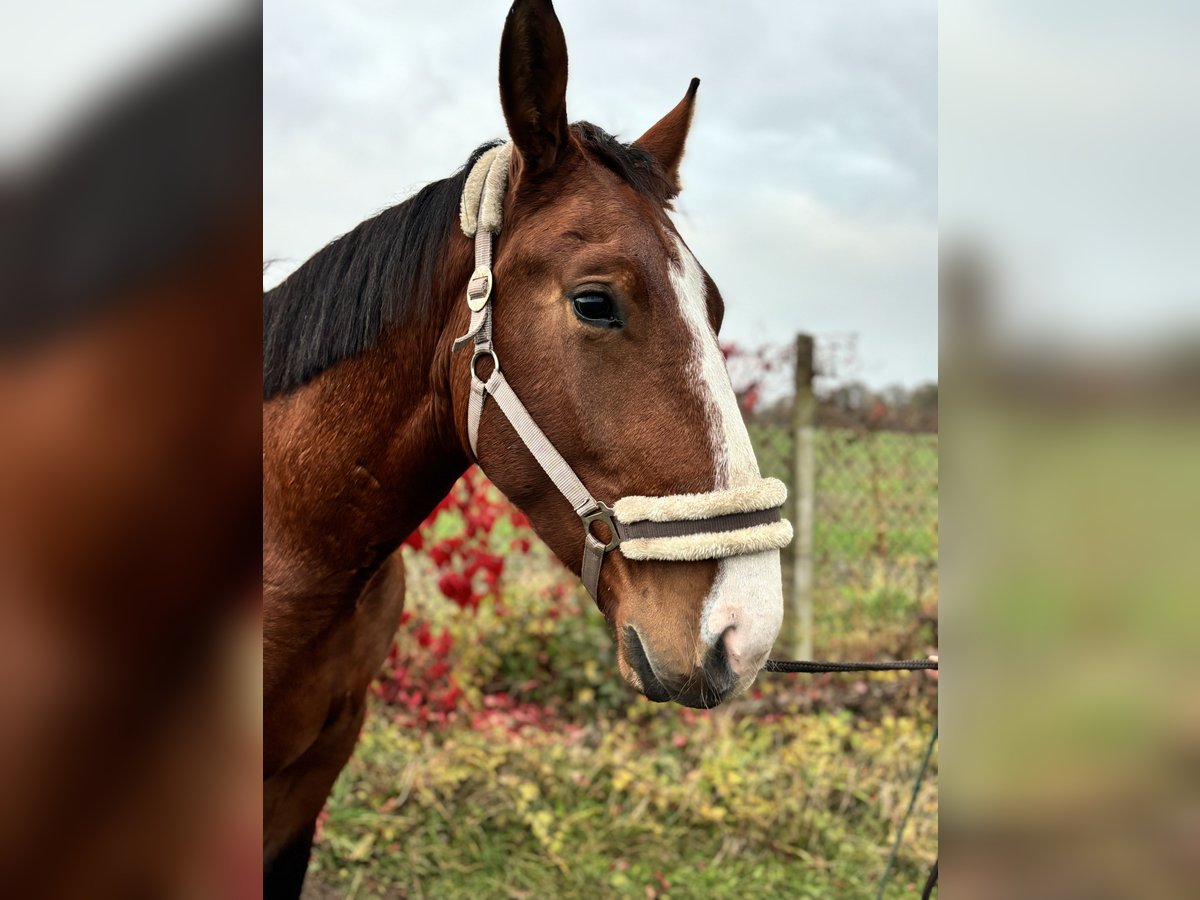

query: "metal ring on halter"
xmin=580 ymin=501 xmax=620 ymax=551
xmin=471 ymin=348 xmax=500 ymax=380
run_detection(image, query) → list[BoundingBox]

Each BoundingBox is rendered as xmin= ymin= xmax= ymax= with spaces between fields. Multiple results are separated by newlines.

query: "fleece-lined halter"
xmin=453 ymin=143 xmax=793 ymax=600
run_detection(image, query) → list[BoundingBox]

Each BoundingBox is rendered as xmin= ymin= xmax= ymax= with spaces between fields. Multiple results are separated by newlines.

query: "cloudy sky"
xmin=264 ymin=0 xmax=937 ymax=388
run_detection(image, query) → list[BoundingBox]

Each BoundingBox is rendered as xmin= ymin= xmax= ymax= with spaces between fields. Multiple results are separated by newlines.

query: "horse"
xmin=263 ymin=1 xmax=790 ymax=894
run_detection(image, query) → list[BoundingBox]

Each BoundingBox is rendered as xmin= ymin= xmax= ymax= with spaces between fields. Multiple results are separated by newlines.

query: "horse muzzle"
xmin=622 ymin=625 xmax=752 ymax=710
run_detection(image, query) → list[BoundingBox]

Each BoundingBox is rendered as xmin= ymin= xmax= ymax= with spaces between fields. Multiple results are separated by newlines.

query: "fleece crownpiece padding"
xmin=460 ymin=143 xmax=512 ymax=237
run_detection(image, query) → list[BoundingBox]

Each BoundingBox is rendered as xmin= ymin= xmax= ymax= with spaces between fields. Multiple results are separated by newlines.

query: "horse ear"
xmin=634 ymin=78 xmax=700 ymax=195
xmin=499 ymin=0 xmax=570 ymax=178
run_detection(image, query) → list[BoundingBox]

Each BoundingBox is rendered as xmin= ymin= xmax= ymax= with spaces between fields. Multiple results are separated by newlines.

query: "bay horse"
xmin=263 ymin=1 xmax=789 ymax=894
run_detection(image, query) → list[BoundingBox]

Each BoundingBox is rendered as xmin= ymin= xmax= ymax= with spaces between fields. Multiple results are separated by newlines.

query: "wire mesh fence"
xmin=731 ymin=335 xmax=939 ymax=658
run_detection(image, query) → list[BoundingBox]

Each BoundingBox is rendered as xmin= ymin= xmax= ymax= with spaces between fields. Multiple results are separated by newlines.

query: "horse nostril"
xmin=623 ymin=626 xmax=672 ymax=703
xmin=701 ymin=626 xmax=738 ymax=696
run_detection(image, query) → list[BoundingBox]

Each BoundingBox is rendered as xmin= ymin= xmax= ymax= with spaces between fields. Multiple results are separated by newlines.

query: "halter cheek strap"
xmin=453 ymin=143 xmax=792 ymax=600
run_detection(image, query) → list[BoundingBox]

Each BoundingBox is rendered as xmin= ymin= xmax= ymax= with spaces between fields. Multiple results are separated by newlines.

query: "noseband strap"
xmin=453 ymin=144 xmax=792 ymax=600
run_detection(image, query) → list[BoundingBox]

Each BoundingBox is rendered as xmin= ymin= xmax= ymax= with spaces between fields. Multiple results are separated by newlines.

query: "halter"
xmin=453 ymin=143 xmax=793 ymax=599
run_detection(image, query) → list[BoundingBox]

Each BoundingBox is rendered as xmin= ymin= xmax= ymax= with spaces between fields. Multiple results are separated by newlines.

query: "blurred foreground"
xmin=941 ymin=5 xmax=1200 ymax=896
xmin=0 ymin=5 xmax=260 ymax=897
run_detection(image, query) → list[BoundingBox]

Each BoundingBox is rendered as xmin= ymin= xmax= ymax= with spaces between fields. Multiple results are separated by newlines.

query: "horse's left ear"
xmin=499 ymin=0 xmax=571 ymax=179
xmin=634 ymin=77 xmax=700 ymax=195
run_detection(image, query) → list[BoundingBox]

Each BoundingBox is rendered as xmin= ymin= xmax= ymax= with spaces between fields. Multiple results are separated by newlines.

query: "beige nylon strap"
xmin=476 ymin=359 xmax=614 ymax=599
xmin=466 ymin=374 xmax=487 ymax=457
xmin=452 ymin=229 xmax=495 ymax=353
xmin=482 ymin=369 xmax=597 ymax=517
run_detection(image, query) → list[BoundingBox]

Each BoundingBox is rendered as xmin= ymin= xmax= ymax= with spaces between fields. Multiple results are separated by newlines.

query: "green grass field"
xmin=304 ymin=426 xmax=938 ymax=899
xmin=308 ymin=703 xmax=937 ymax=899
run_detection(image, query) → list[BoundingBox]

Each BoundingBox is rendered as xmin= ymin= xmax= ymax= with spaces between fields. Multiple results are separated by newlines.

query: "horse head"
xmin=452 ymin=0 xmax=791 ymax=708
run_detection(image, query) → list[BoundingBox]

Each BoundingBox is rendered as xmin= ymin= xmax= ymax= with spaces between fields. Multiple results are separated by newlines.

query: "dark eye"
xmin=572 ymin=292 xmax=622 ymax=328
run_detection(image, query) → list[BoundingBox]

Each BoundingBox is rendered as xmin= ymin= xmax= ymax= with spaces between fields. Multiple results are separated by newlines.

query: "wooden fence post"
xmin=789 ymin=334 xmax=816 ymax=660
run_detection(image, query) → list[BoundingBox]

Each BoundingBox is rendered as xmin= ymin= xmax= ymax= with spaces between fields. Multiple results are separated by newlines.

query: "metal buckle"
xmin=471 ymin=347 xmax=500 ymax=381
xmin=466 ymin=266 xmax=493 ymax=311
xmin=581 ymin=501 xmax=620 ymax=551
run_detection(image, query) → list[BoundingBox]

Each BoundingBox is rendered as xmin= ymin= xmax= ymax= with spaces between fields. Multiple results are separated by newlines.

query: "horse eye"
xmin=572 ymin=293 xmax=621 ymax=327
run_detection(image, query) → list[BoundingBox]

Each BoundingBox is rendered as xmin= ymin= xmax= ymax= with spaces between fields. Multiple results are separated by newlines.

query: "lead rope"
xmin=761 ymin=656 xmax=938 ymax=897
xmin=764 ymin=657 xmax=937 ymax=674
xmin=877 ymin=722 xmax=938 ymax=900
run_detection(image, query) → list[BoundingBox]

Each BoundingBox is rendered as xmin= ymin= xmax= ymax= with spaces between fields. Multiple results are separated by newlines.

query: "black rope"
xmin=921 ymin=859 xmax=938 ymax=899
xmin=763 ymin=658 xmax=937 ymax=674
xmin=876 ymin=722 xmax=938 ymax=899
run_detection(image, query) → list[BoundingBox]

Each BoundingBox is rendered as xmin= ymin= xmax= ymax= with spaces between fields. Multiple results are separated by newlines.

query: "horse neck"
xmin=263 ymin=243 xmax=472 ymax=593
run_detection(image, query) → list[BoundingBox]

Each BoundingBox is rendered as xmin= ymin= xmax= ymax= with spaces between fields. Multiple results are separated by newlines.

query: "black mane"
xmin=262 ymin=141 xmax=499 ymax=399
xmin=263 ymin=125 xmax=669 ymax=400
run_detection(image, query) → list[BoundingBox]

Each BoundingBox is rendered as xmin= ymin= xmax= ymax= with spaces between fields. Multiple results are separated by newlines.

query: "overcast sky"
xmin=264 ymin=0 xmax=937 ymax=388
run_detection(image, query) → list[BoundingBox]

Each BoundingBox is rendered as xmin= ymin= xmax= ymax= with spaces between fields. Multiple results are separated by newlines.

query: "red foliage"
xmin=405 ymin=467 xmax=533 ymax=611
xmin=465 ymin=693 xmax=586 ymax=739
xmin=374 ymin=637 xmax=465 ymax=728
xmin=377 ymin=466 xmax=538 ymax=725
xmin=436 ymin=571 xmax=474 ymax=607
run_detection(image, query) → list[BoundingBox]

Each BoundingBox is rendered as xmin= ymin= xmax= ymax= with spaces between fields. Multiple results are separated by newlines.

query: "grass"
xmin=303 ymin=425 xmax=938 ymax=899
xmin=309 ymin=705 xmax=937 ymax=899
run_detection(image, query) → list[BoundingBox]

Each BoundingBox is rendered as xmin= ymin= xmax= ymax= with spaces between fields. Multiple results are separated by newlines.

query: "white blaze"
xmin=668 ymin=234 xmax=784 ymax=682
